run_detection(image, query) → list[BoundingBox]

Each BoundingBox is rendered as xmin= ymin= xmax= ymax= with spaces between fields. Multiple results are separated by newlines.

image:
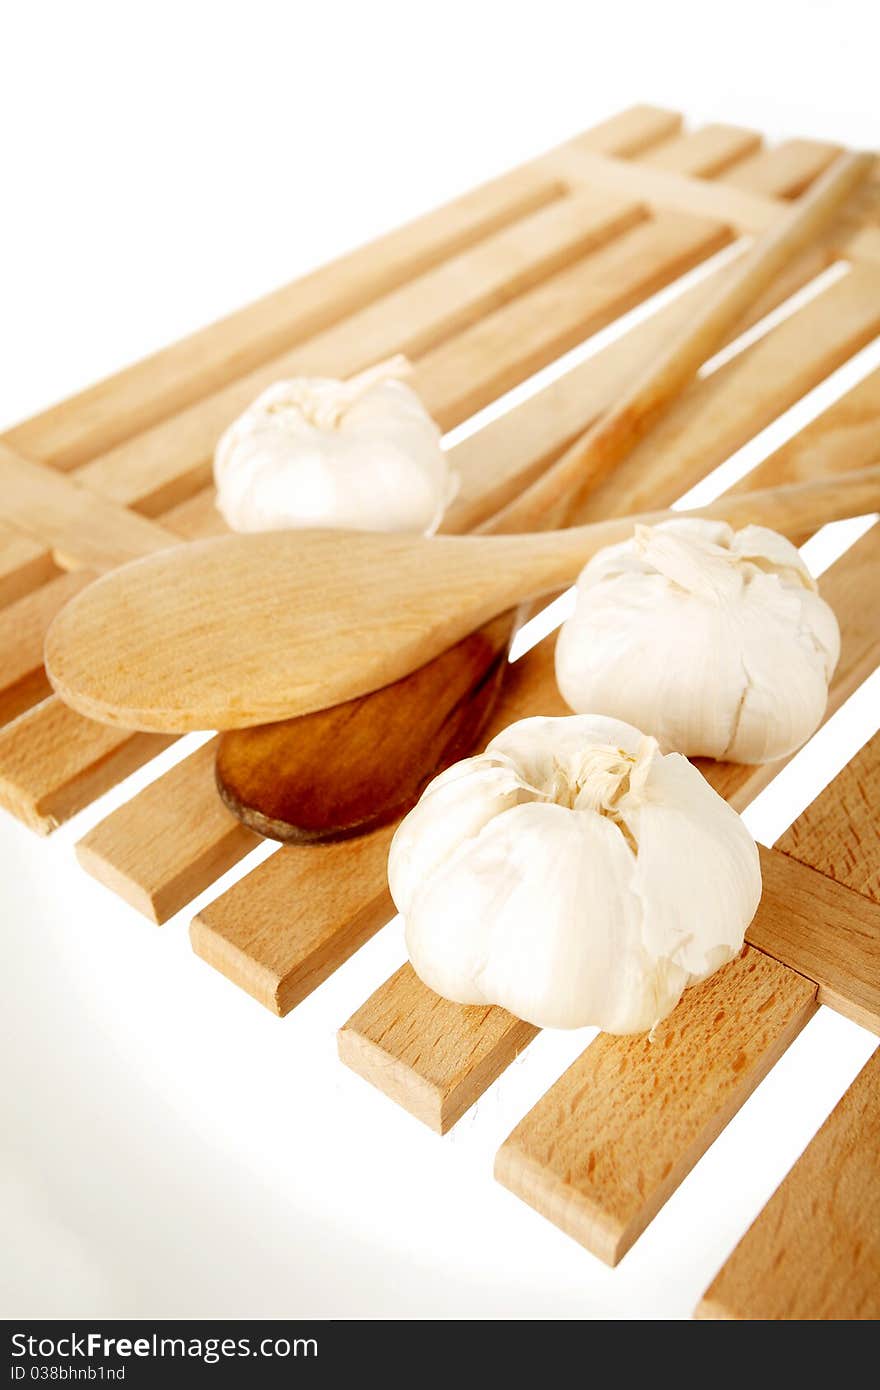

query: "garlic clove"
xmin=624 ymin=749 xmax=761 ymax=979
xmin=387 ymin=754 xmax=524 ymax=917
xmin=722 ymin=579 xmax=838 ymax=763
xmin=403 ymin=800 xmax=654 ymax=1032
xmin=731 ymin=523 xmax=817 ymax=591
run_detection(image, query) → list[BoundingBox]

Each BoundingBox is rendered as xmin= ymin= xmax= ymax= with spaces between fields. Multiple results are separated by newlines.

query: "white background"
xmin=1 ymin=0 xmax=878 ymax=1320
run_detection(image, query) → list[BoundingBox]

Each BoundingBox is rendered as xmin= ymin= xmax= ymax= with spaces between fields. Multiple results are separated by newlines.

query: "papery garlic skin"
xmin=388 ymin=714 xmax=761 ymax=1033
xmin=555 ymin=519 xmax=840 ymax=764
xmin=214 ymin=360 xmax=456 ymax=535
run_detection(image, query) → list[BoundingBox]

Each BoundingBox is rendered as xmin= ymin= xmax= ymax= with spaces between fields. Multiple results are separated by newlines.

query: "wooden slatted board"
xmin=1 ymin=105 xmax=878 ymax=1321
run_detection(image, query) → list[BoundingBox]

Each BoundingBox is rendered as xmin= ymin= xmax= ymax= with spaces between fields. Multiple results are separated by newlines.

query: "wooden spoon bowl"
xmin=215 ymin=611 xmax=513 ymax=841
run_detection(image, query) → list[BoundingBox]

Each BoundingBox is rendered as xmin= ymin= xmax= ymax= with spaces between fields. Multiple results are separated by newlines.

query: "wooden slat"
xmin=0 ymin=527 xmax=58 ymax=609
xmin=722 ymin=138 xmax=840 ymax=198
xmin=0 ymin=572 xmax=92 ymax=726
xmin=751 ymin=845 xmax=880 ymax=1034
xmin=494 ymin=949 xmax=817 ymax=1265
xmin=338 ymin=527 xmax=880 ymax=1124
xmin=415 ymin=212 xmax=729 ymax=426
xmin=75 ymin=741 xmax=258 ymax=925
xmin=565 ymin=104 xmax=682 ymax=158
xmin=338 ymin=965 xmax=539 ymax=1135
xmin=192 ymin=826 xmax=397 ymax=1015
xmin=698 ymin=1048 xmax=880 ymax=1320
xmin=0 ymin=453 xmax=204 ymax=725
xmin=843 ymin=225 xmax=880 ymax=264
xmin=549 ymin=146 xmax=784 ymax=232
xmin=777 ymin=733 xmax=880 ymax=904
xmin=641 ymin=123 xmax=762 ymax=177
xmin=724 ymin=366 xmax=880 ymax=491
xmin=0 ymin=445 xmax=174 ymax=570
xmin=73 ymin=205 xmax=721 ymax=518
xmin=445 ymin=240 xmax=838 ymax=532
xmin=571 ymin=265 xmax=880 ymax=523
xmin=77 ymin=190 xmax=859 ymax=913
xmin=0 ymin=700 xmax=174 ymax=835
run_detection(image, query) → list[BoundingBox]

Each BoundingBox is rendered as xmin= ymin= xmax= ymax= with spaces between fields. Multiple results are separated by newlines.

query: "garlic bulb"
xmin=556 ymin=519 xmax=840 ymax=764
xmin=214 ymin=357 xmax=457 ymax=534
xmin=388 ymin=714 xmax=761 ymax=1033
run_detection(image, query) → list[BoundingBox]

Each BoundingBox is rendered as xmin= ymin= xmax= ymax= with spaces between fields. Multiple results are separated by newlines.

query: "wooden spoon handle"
xmin=485 ymin=149 xmax=873 ymax=537
xmin=538 ymin=464 xmax=880 ymax=579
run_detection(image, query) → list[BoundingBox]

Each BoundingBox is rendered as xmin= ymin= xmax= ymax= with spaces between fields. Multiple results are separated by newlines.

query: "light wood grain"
xmin=0 ymin=572 xmax=93 ymax=726
xmin=0 ymin=445 xmax=175 ymax=570
xmin=191 ymin=825 xmax=398 ymax=1015
xmin=489 ymin=151 xmax=873 ymax=532
xmin=219 ymin=258 xmax=880 ymax=850
xmin=0 ymin=526 xmax=58 ymax=609
xmin=0 ymin=452 xmax=199 ymax=724
xmin=561 ymin=104 xmax=683 ymax=159
xmin=339 ymin=967 xmax=539 ymax=1135
xmin=570 ymin=267 xmax=880 ymax=526
xmin=495 ymin=948 xmax=817 ymax=1265
xmin=550 ymin=146 xmax=786 ymax=232
xmin=697 ymin=1048 xmax=880 ymax=1320
xmin=12 ymin=263 xmax=879 ymax=738
xmin=843 ymin=224 xmax=880 ymax=264
xmin=76 ymin=741 xmax=259 ymax=924
xmin=44 ymin=468 xmax=880 ymax=733
xmin=415 ymin=211 xmax=730 ymax=428
xmin=721 ymin=138 xmax=839 ymax=198
xmin=0 ymin=699 xmax=173 ymax=835
xmin=750 ymin=845 xmax=880 ymax=1034
xmin=445 ymin=244 xmax=861 ymax=533
xmin=777 ymin=733 xmax=880 ymax=905
xmin=491 ymin=750 xmax=880 ymax=1261
xmin=640 ymin=123 xmax=762 ymax=177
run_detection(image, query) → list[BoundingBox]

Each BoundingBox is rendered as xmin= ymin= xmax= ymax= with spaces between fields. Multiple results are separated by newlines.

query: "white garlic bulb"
xmin=388 ymin=714 xmax=761 ymax=1033
xmin=214 ymin=357 xmax=457 ymax=535
xmin=555 ymin=519 xmax=840 ymax=764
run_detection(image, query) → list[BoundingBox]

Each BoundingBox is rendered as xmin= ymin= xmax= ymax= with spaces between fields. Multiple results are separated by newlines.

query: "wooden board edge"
xmin=337 ymin=1026 xmax=446 ymax=1134
xmin=494 ymin=981 xmax=818 ymax=1266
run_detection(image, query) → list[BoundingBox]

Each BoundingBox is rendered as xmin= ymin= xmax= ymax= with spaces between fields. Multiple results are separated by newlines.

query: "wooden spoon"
xmin=44 ymin=466 xmax=880 ymax=733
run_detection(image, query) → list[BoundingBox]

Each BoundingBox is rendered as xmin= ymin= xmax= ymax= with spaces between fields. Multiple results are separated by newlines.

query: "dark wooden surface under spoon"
xmin=215 ymin=611 xmax=513 ymax=841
